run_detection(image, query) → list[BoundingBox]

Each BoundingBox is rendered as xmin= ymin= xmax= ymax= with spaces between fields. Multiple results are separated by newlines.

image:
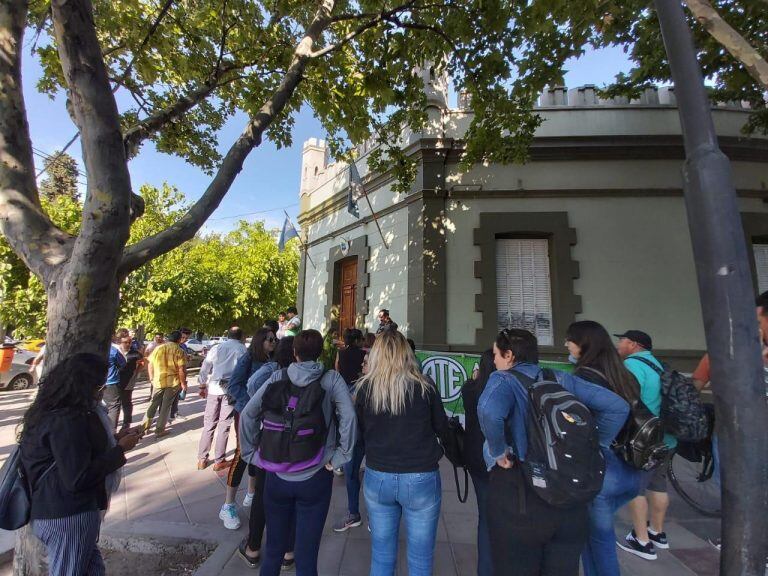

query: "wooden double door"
xmin=338 ymin=257 xmax=357 ymax=335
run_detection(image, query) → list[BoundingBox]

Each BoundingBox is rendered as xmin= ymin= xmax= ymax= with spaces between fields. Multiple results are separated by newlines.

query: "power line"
xmin=31 ymin=148 xmax=88 ymax=188
xmin=207 ymin=203 xmax=299 ymax=221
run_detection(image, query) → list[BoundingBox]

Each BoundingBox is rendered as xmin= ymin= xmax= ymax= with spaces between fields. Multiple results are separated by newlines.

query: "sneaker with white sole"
xmin=618 ymin=530 xmax=657 ymax=560
xmin=219 ymin=504 xmax=241 ymax=530
xmin=333 ymin=513 xmax=362 ymax=532
xmin=647 ymin=526 xmax=669 ymax=549
xmin=242 ymin=492 xmax=255 ymax=508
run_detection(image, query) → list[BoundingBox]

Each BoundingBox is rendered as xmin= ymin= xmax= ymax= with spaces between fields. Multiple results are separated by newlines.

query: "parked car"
xmin=0 ymin=347 xmax=38 ymax=391
xmin=185 ymin=338 xmax=206 ymax=354
xmin=202 ymin=336 xmax=226 ymax=348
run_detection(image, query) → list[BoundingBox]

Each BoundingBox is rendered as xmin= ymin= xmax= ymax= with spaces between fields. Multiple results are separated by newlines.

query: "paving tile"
xmin=618 ymin=547 xmax=697 ymax=576
xmin=339 ymin=537 xmax=372 ymax=575
xmin=129 ymin=505 xmax=191 ymax=524
xmin=451 ymin=542 xmax=479 ymax=576
xmin=184 ymin=493 xmax=248 ymax=536
xmin=670 ymin=547 xmax=720 ymax=576
xmin=443 ymin=513 xmax=477 ymax=545
xmin=318 ymin=530 xmax=347 ymax=575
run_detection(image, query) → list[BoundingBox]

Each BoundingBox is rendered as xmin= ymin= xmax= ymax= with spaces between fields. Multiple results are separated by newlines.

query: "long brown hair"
xmin=566 ymin=320 xmax=640 ymax=403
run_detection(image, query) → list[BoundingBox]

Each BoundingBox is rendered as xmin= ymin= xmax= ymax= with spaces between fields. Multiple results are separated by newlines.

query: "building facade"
xmin=296 ymin=82 xmax=768 ymax=369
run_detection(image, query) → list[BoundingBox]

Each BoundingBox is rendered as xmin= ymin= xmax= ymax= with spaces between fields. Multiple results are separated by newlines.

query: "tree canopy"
xmin=595 ymin=0 xmax=767 ymax=134
xmin=38 ymin=151 xmax=80 ymax=201
xmin=1 ymin=182 xmax=298 ymax=339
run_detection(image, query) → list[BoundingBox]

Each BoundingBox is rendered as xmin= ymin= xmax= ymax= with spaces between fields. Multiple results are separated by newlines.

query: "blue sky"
xmin=22 ymin=45 xmax=633 ymax=235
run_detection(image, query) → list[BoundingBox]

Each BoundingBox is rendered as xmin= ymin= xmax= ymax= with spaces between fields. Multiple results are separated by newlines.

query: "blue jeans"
xmin=364 ymin=468 xmax=441 ymax=576
xmin=344 ymin=439 xmax=365 ymax=516
xmin=261 ymin=468 xmax=333 ymax=576
xmin=470 ymin=472 xmax=492 ymax=576
xmin=582 ymin=450 xmax=645 ymax=576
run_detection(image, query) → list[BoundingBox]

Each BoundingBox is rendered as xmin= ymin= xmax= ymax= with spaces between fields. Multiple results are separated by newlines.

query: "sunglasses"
xmin=266 ymin=337 xmax=277 ymax=343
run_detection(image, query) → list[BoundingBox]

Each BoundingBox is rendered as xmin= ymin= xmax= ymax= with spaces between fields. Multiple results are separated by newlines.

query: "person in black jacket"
xmin=332 ymin=329 xmax=367 ymax=532
xmin=117 ymin=332 xmax=143 ymax=432
xmin=19 ymin=353 xmax=140 ymax=576
xmin=355 ymin=330 xmax=448 ymax=576
xmin=460 ymin=349 xmax=495 ymax=576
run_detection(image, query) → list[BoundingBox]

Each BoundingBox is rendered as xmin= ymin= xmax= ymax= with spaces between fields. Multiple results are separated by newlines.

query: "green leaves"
xmin=593 ymin=0 xmax=767 ymax=135
xmin=1 ymin=181 xmax=297 ymax=338
xmin=122 ymin=220 xmax=299 ymax=335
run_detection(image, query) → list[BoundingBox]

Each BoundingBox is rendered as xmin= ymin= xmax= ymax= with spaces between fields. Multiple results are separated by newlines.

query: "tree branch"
xmin=119 ymin=0 xmax=338 ymax=275
xmin=0 ymin=0 xmax=74 ymax=279
xmin=51 ymin=0 xmax=133 ymax=264
xmin=311 ymin=1 xmax=419 ymax=58
xmin=122 ymin=79 xmax=222 ymax=157
xmin=684 ymin=0 xmax=768 ymax=90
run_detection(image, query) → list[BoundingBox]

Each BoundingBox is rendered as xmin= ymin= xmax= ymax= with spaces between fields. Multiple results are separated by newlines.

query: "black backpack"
xmin=257 ymin=370 xmax=328 ymax=473
xmin=629 ymin=357 xmax=708 ymax=442
xmin=512 ymin=369 xmax=605 ymax=508
xmin=578 ymin=366 xmax=669 ymax=471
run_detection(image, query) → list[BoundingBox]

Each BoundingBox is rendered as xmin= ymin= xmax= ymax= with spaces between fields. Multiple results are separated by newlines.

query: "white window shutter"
xmin=754 ymin=244 xmax=768 ymax=294
xmin=496 ymin=238 xmax=554 ymax=346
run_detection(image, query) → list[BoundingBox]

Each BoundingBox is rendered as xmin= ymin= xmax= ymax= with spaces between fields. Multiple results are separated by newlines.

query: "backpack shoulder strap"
xmin=540 ymin=368 xmax=557 ymax=382
xmin=578 ymin=366 xmax=608 ymax=382
xmin=510 ymin=368 xmax=542 ymax=392
xmin=627 ymin=356 xmax=663 ymax=376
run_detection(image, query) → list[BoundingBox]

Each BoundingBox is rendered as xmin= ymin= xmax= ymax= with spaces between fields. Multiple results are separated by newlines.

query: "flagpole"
xmin=361 ymin=188 xmax=389 ymax=250
xmin=284 ymin=210 xmax=316 ymax=269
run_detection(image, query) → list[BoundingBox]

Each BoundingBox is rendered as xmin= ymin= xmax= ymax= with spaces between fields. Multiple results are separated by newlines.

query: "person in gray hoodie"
xmin=240 ymin=329 xmax=356 ymax=576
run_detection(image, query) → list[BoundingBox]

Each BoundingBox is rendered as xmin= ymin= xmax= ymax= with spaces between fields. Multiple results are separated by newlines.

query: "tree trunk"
xmin=42 ymin=265 xmax=122 ymax=370
xmin=14 ymin=261 xmax=122 ymax=575
xmin=12 ymin=526 xmax=47 ymax=576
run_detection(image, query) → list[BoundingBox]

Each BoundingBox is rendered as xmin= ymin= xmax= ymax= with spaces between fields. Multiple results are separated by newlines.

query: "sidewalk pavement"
xmin=0 ymin=379 xmax=724 ymax=575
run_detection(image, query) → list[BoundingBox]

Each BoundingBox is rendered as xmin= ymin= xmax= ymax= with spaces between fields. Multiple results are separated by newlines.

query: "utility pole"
xmin=653 ymin=0 xmax=768 ymax=574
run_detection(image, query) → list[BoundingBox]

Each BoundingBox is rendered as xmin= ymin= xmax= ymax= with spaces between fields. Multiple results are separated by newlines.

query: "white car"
xmin=0 ymin=346 xmax=38 ymax=391
xmin=184 ymin=338 xmax=206 ymax=354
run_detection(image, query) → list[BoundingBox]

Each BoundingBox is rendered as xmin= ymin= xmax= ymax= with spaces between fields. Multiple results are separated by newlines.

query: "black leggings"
xmin=488 ymin=466 xmax=588 ymax=576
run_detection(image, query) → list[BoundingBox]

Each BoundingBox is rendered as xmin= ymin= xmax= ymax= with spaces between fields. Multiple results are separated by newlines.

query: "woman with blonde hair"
xmin=355 ymin=330 xmax=448 ymax=576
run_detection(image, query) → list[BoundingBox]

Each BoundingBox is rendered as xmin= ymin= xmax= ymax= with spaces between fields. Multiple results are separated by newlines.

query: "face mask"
xmin=568 ymin=354 xmax=579 ymax=365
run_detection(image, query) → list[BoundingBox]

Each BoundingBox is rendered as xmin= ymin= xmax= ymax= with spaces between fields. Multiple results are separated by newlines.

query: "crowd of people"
xmin=16 ymin=289 xmax=758 ymax=576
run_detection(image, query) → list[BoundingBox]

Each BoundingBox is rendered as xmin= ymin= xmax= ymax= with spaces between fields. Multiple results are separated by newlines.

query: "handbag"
xmin=0 ymin=446 xmax=56 ymax=530
xmin=443 ymin=416 xmax=469 ymax=503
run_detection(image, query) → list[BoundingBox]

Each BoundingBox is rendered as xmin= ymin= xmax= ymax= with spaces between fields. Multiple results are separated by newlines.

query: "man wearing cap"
xmin=615 ymin=330 xmax=673 ymax=561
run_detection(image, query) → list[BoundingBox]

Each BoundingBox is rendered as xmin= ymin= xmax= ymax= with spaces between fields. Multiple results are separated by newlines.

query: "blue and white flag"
xmin=347 ymin=161 xmax=363 ymax=218
xmin=278 ymin=216 xmax=299 ymax=251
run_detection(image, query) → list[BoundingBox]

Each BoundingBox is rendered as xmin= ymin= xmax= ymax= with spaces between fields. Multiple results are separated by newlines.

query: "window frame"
xmin=473 ymin=212 xmax=581 ymax=355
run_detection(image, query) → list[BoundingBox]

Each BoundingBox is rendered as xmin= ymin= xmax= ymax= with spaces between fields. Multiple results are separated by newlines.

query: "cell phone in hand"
xmin=178 ymin=389 xmax=186 ymax=401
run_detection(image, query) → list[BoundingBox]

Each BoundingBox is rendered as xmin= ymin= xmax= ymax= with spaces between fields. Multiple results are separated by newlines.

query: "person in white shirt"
xmin=197 ymin=327 xmax=248 ymax=471
xmin=284 ymin=306 xmax=302 ymax=337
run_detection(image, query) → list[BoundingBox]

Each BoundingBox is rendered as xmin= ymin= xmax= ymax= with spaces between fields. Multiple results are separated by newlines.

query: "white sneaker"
xmin=242 ymin=492 xmax=255 ymax=507
xmin=219 ymin=504 xmax=241 ymax=530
